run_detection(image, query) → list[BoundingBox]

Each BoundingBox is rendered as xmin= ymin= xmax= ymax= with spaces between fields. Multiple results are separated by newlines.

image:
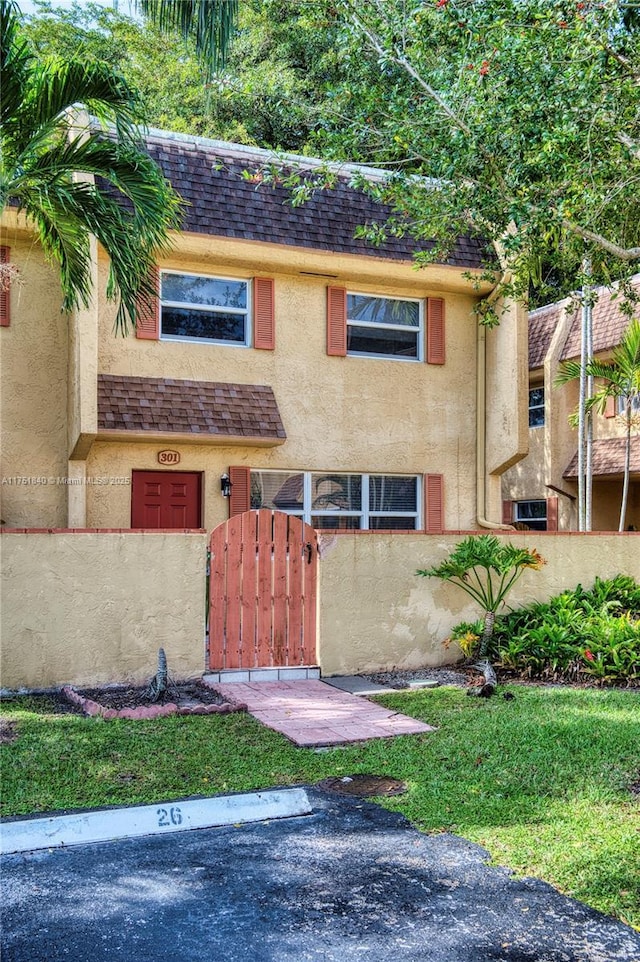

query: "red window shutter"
xmin=327 ymin=286 xmax=347 ymax=356
xmin=253 ymin=277 xmax=275 ymax=350
xmin=502 ymin=500 xmax=513 ymax=526
xmin=546 ymin=497 xmax=558 ymax=531
xmin=0 ymin=246 xmax=10 ymax=327
xmin=427 ymin=297 xmax=445 ymax=364
xmin=425 ymin=474 xmax=444 ymax=532
xmin=604 ymin=396 xmax=616 ymax=418
xmin=135 ymin=266 xmax=160 ymax=339
xmin=229 ymin=466 xmax=251 ymax=517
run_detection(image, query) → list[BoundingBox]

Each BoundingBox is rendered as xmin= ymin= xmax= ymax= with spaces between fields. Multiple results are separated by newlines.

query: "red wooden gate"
xmin=208 ymin=509 xmax=318 ymax=670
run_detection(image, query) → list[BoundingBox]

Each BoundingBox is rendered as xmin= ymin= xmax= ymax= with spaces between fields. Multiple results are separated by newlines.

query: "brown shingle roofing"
xmin=528 ymin=301 xmax=569 ymax=370
xmin=142 ymin=130 xmax=490 ymax=269
xmin=563 ymin=436 xmax=640 ymax=479
xmin=98 ymin=375 xmax=286 ymax=441
xmin=561 ymin=277 xmax=640 ymax=360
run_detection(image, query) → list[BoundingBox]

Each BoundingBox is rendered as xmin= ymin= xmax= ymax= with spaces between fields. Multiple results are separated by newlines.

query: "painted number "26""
xmin=157 ymin=806 xmax=183 ymax=827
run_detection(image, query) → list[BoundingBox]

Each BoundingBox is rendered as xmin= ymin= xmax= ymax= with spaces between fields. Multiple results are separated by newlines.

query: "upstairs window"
xmin=617 ymin=393 xmax=640 ymax=415
xmin=160 ymin=271 xmax=249 ymax=345
xmin=250 ymin=470 xmax=421 ymax=530
xmin=514 ymin=499 xmax=547 ymax=531
xmin=347 ymin=293 xmax=423 ymax=360
xmin=529 ymin=386 xmax=545 ymax=428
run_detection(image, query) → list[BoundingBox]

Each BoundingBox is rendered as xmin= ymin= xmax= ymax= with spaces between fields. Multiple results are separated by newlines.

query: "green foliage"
xmin=323 ymin=0 xmax=640 ymax=308
xmin=1 ymin=0 xmax=180 ymax=333
xmin=418 ymin=535 xmax=545 ymax=658
xmin=23 ymin=1 xmax=344 ymax=151
xmin=2 ymin=686 xmax=639 ymax=927
xmin=473 ymin=576 xmax=640 ymax=685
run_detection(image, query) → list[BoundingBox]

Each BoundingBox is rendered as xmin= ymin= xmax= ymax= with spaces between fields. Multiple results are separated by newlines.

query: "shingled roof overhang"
xmin=98 ymin=375 xmax=286 ymax=446
xmin=563 ymin=436 xmax=640 ymax=480
xmin=142 ymin=129 xmax=492 ymax=270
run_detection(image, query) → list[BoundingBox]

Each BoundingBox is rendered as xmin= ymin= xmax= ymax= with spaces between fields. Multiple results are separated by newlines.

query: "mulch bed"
xmin=61 ymin=680 xmax=246 ymax=720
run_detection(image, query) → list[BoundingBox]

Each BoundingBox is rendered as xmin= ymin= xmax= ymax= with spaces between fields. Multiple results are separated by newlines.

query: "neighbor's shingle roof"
xmin=563 ymin=436 xmax=640 ymax=479
xmin=528 ymin=301 xmax=569 ymax=370
xmin=98 ymin=375 xmax=286 ymax=441
xmin=561 ymin=278 xmax=640 ymax=360
xmin=143 ymin=131 xmax=490 ymax=269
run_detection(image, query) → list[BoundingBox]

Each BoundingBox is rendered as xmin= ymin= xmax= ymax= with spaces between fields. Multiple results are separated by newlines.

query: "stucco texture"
xmin=0 ymin=532 xmax=207 ymax=689
xmin=0 ymin=235 xmax=68 ymax=528
xmin=316 ymin=532 xmax=640 ymax=676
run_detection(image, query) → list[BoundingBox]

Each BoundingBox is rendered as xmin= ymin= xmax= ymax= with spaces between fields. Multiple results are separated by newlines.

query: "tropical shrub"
xmin=448 ymin=575 xmax=640 ymax=686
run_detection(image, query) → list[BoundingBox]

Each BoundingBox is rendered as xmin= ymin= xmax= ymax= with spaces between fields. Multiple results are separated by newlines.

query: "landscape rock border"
xmin=61 ymin=681 xmax=247 ymax=720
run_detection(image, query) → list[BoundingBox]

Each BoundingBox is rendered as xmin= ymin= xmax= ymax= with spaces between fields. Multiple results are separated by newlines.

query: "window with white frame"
xmin=514 ymin=500 xmax=547 ymax=531
xmin=160 ymin=271 xmax=249 ymax=345
xmin=529 ymin=386 xmax=545 ymax=427
xmin=347 ymin=293 xmax=423 ymax=360
xmin=250 ymin=470 xmax=421 ymax=530
xmin=617 ymin=393 xmax=640 ymax=415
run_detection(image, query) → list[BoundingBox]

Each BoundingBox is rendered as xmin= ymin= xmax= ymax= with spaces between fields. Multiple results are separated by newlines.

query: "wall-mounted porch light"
xmin=220 ymin=473 xmax=233 ymax=498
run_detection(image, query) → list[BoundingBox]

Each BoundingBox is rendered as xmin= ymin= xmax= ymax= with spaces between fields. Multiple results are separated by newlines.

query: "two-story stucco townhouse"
xmin=1 ymin=128 xmax=526 ymax=536
xmin=501 ymin=279 xmax=640 ymax=531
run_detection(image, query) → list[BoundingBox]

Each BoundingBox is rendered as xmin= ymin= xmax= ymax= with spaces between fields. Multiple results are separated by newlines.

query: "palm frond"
xmin=0 ymin=0 xmax=33 ymax=134
xmin=135 ymin=0 xmax=239 ymax=76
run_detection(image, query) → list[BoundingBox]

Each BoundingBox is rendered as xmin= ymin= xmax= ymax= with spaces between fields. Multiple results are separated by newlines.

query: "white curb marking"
xmin=0 ymin=788 xmax=312 ymax=855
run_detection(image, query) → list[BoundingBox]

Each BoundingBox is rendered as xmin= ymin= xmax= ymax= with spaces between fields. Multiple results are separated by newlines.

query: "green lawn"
xmin=1 ymin=685 xmax=639 ymax=929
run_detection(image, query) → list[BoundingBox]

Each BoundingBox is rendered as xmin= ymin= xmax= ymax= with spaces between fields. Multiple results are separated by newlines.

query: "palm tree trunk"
xmin=468 ymin=610 xmax=497 ymax=697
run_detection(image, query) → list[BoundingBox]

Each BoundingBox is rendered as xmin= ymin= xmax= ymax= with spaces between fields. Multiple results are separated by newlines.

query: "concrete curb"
xmin=0 ymin=788 xmax=313 ymax=855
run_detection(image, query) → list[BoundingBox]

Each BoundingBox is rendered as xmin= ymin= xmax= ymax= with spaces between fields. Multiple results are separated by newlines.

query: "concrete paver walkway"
xmin=213 ymin=679 xmax=435 ymax=747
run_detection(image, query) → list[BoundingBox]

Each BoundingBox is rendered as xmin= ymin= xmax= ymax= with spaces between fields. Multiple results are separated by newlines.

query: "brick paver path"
xmin=213 ymin=680 xmax=435 ymax=747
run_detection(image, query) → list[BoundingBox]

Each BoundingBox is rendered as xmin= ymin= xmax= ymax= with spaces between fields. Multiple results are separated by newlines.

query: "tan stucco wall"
xmin=2 ymin=217 xmax=524 ymax=532
xmin=2 ymin=530 xmax=637 ymax=687
xmin=0 ymin=233 xmax=69 ymax=528
xmin=0 ymin=532 xmax=208 ymax=689
xmin=317 ymin=532 xmax=640 ymax=675
xmin=89 ymin=243 xmax=485 ymax=529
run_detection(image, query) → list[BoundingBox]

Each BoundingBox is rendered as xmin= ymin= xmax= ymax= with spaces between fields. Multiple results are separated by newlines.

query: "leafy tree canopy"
xmin=317 ymin=0 xmax=640 ymax=312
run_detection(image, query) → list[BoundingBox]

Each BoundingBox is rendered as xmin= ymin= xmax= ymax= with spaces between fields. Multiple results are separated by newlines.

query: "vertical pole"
xmin=584 ymin=260 xmax=593 ymax=531
xmin=577 ymin=264 xmax=588 ymax=532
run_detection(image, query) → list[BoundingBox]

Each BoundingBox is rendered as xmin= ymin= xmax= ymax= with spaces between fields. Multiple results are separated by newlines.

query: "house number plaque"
xmin=157 ymin=449 xmax=180 ymax=465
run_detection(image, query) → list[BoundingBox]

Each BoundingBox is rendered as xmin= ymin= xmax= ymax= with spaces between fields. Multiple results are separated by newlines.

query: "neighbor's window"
xmin=347 ymin=293 xmax=423 ymax=360
xmin=617 ymin=393 xmax=640 ymax=415
xmin=250 ymin=470 xmax=421 ymax=530
xmin=529 ymin=386 xmax=545 ymax=428
xmin=160 ymin=271 xmax=249 ymax=345
xmin=514 ymin=500 xmax=547 ymax=531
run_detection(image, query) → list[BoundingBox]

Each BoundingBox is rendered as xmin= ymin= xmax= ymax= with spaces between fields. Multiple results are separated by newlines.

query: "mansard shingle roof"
xmin=143 ymin=130 xmax=490 ymax=269
xmin=98 ymin=375 xmax=286 ymax=442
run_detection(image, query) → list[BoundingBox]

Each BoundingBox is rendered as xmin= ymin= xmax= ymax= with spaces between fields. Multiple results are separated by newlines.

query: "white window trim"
xmin=346 ymin=291 xmax=424 ymax=362
xmin=514 ymin=499 xmax=547 ymax=529
xmin=528 ymin=386 xmax=545 ymax=428
xmin=252 ymin=470 xmax=422 ymax=530
xmin=159 ymin=269 xmax=252 ymax=347
xmin=617 ymin=393 xmax=640 ymax=414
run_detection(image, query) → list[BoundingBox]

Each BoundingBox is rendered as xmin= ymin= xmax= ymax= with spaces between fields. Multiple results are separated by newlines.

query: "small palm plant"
xmin=417 ymin=535 xmax=545 ymax=696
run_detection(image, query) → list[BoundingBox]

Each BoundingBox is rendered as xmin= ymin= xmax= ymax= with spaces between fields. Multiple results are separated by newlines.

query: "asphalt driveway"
xmin=2 ymin=788 xmax=639 ymax=962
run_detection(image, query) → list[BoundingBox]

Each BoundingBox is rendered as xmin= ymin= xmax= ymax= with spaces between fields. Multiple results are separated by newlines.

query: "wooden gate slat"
xmin=288 ymin=515 xmax=304 ymax=665
xmin=272 ymin=511 xmax=289 ymax=665
xmin=256 ymin=509 xmax=274 ymax=666
xmin=225 ymin=514 xmax=244 ymax=669
xmin=208 ymin=523 xmax=228 ymax=670
xmin=240 ymin=510 xmax=258 ymax=669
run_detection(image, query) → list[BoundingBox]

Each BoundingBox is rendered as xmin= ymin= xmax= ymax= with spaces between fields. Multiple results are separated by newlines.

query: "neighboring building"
xmin=502 ymin=280 xmax=640 ymax=531
xmin=1 ymin=129 xmax=526 ymax=533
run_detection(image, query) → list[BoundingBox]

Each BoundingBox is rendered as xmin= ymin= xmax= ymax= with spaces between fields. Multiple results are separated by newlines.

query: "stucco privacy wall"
xmin=317 ymin=532 xmax=640 ymax=676
xmin=0 ymin=532 xmax=207 ymax=689
xmin=1 ymin=531 xmax=638 ymax=688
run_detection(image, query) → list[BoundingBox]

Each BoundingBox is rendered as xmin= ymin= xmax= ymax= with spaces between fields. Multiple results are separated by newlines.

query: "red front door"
xmin=131 ymin=471 xmax=202 ymax=528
